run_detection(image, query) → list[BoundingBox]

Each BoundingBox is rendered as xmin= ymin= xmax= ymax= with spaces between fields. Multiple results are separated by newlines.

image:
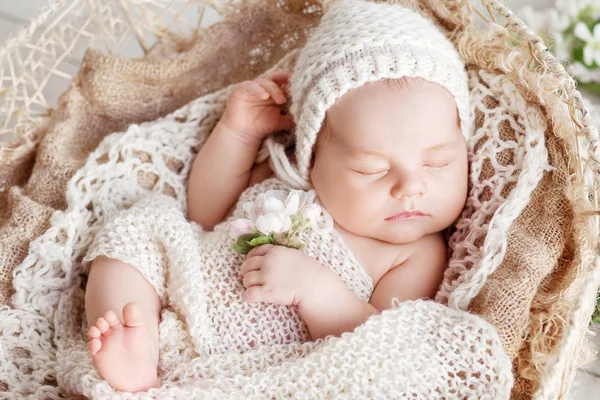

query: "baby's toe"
xmin=88 ymin=325 xmax=101 ymax=339
xmin=122 ymin=302 xmax=144 ymax=328
xmin=88 ymin=338 xmax=102 ymax=355
xmin=95 ymin=317 xmax=110 ymax=333
xmin=104 ymin=310 xmax=122 ymax=328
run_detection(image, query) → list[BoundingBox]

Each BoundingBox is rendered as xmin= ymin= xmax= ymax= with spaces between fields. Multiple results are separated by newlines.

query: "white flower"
xmin=229 ymin=218 xmax=256 ymax=238
xmin=263 ymin=189 xmax=287 ymax=204
xmin=262 ymin=195 xmax=285 ymax=214
xmin=284 ymin=190 xmax=308 ymax=215
xmin=520 ymin=6 xmax=571 ymax=59
xmin=285 ymin=192 xmax=300 ymax=215
xmin=574 ymin=22 xmax=600 ymax=66
xmin=256 ymin=211 xmax=292 ymax=234
xmin=301 ymin=204 xmax=321 ymax=225
xmin=570 ymin=60 xmax=600 ymax=82
xmin=231 ymin=189 xmax=332 ymax=254
xmin=521 ymin=6 xmax=569 ymax=34
xmin=242 ymin=201 xmax=257 ymax=221
xmin=556 ymin=0 xmax=598 ymax=19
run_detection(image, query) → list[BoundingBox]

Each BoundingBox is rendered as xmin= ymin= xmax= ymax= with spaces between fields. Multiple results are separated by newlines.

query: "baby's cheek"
xmin=435 ymin=171 xmax=468 ymax=223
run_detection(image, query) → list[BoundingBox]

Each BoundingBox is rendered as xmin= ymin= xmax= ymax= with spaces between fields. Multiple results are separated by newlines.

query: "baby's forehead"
xmin=322 ymin=79 xmax=460 ymax=139
xmin=320 ymin=117 xmax=462 ymax=156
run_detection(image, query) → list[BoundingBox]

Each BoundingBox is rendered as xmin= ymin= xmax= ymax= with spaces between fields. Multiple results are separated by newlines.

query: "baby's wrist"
xmin=218 ymin=118 xmax=263 ymax=147
xmin=296 ymin=259 xmax=327 ymax=307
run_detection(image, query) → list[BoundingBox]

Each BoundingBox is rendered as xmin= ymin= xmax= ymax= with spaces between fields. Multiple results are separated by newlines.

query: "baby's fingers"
xmin=255 ymin=78 xmax=287 ymax=105
xmin=263 ymin=70 xmax=293 ymax=87
xmin=244 ymin=286 xmax=266 ymax=304
xmin=242 ymin=271 xmax=263 ymax=288
xmin=240 ymin=255 xmax=263 ymax=276
xmin=235 ymin=81 xmax=270 ymax=101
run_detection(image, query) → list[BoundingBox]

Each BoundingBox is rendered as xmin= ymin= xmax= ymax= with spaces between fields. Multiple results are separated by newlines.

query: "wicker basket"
xmin=0 ymin=0 xmax=228 ymax=148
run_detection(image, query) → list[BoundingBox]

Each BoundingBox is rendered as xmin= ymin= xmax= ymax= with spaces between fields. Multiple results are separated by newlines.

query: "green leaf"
xmin=233 ymin=240 xmax=253 ymax=254
xmin=232 ymin=232 xmax=263 ymax=255
xmin=248 ymin=235 xmax=275 ymax=246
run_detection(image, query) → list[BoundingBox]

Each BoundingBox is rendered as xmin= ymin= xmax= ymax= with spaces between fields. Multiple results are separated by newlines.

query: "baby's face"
xmin=310 ymin=78 xmax=468 ymax=244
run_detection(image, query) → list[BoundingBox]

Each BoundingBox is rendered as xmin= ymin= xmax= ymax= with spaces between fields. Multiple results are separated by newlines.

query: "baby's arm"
xmin=298 ymin=267 xmax=380 ymax=340
xmin=187 ymin=122 xmax=264 ymax=229
xmin=187 ymin=71 xmax=293 ymax=229
xmin=298 ymin=233 xmax=447 ymax=340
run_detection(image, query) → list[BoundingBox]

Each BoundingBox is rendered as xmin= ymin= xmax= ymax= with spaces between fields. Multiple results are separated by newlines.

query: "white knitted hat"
xmin=270 ymin=0 xmax=471 ymax=189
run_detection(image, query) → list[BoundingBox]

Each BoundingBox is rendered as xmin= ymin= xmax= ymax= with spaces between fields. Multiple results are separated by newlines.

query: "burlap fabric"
xmin=1 ymin=0 xmax=599 ymax=399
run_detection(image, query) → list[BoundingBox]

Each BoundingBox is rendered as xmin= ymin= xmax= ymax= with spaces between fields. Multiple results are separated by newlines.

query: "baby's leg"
xmin=85 ymin=256 xmax=161 ymax=392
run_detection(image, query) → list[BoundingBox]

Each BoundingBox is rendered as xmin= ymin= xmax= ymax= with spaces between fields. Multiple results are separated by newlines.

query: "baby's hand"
xmin=240 ymin=244 xmax=321 ymax=306
xmin=221 ymin=71 xmax=295 ymax=143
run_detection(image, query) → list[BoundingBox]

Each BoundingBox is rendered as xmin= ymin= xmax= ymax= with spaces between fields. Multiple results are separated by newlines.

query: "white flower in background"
xmin=571 ymin=61 xmax=600 ymax=82
xmin=230 ymin=189 xmax=330 ymax=254
xmin=556 ymin=0 xmax=600 ymax=19
xmin=521 ymin=6 xmax=570 ymax=34
xmin=574 ymin=22 xmax=600 ymax=66
xmin=521 ymin=6 xmax=571 ymax=60
xmin=546 ymin=9 xmax=572 ymax=59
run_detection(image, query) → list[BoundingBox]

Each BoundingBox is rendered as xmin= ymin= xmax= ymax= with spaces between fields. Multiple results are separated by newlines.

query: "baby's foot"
xmin=88 ymin=302 xmax=159 ymax=392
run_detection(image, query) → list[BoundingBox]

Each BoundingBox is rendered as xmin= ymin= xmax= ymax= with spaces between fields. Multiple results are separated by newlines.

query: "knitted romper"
xmin=84 ymin=177 xmax=374 ymax=355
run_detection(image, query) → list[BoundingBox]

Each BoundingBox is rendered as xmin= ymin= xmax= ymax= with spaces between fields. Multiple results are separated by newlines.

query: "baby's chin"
xmin=375 ymin=230 xmax=430 ymax=245
xmin=352 ymin=223 xmax=435 ymax=245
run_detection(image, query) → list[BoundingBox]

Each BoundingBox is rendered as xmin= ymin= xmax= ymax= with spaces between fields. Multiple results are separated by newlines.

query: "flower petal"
xmin=593 ymin=23 xmax=600 ymax=41
xmin=256 ymin=211 xmax=289 ymax=234
xmin=594 ymin=50 xmax=600 ymax=67
xmin=254 ymin=193 xmax=266 ymax=215
xmin=301 ymin=204 xmax=321 ymax=223
xmin=549 ymin=10 xmax=569 ymax=32
xmin=230 ymin=219 xmax=256 ymax=238
xmin=242 ymin=201 xmax=257 ymax=221
xmin=263 ymin=196 xmax=285 ymax=214
xmin=265 ymin=190 xmax=287 ymax=203
xmin=284 ymin=192 xmax=300 ymax=215
xmin=296 ymin=191 xmax=308 ymax=210
xmin=584 ymin=45 xmax=594 ymax=65
xmin=282 ymin=215 xmax=292 ymax=232
xmin=256 ymin=214 xmax=272 ymax=235
xmin=575 ymin=22 xmax=593 ymax=42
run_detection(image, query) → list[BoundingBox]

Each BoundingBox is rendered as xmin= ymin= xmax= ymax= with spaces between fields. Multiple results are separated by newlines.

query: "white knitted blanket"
xmin=0 ymin=78 xmax=526 ymax=398
xmin=83 ymin=177 xmax=375 ymax=355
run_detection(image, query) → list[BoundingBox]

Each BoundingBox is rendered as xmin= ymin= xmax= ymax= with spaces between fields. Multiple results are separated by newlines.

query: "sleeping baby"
xmin=83 ymin=0 xmax=472 ymax=392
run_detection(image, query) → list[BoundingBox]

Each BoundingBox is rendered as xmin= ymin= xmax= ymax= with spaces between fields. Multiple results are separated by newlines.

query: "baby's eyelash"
xmin=424 ymin=161 xmax=452 ymax=168
xmin=352 ymin=169 xmax=389 ymax=176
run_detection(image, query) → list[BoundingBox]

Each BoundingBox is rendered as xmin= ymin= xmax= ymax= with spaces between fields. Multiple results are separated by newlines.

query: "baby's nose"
xmin=390 ymin=175 xmax=427 ymax=199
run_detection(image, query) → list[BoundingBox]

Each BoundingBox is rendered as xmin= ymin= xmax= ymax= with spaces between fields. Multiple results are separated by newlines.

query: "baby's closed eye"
xmin=423 ymin=158 xmax=454 ymax=168
xmin=350 ymin=168 xmax=390 ymax=176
